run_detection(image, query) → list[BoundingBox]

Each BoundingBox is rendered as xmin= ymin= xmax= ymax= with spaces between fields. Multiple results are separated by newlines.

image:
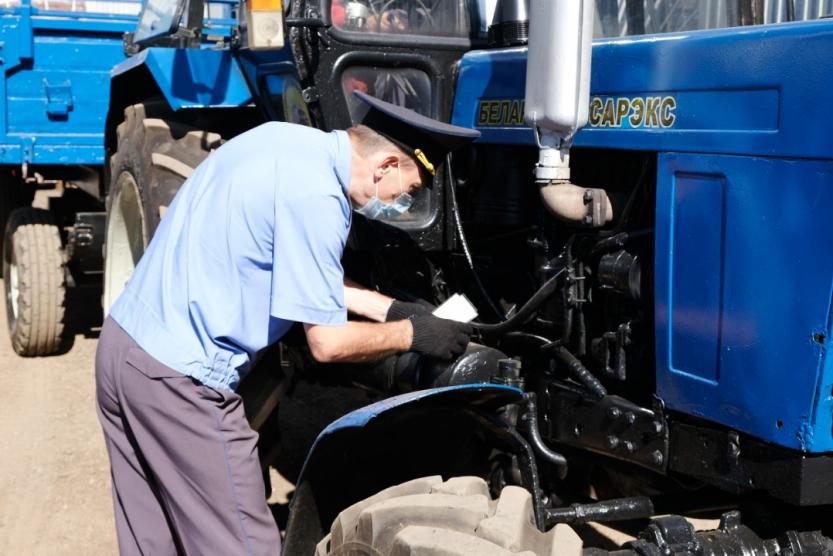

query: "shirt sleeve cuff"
xmin=270 ymin=301 xmax=347 ymax=326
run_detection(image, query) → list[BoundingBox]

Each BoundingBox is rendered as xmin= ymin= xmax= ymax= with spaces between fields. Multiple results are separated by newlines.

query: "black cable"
xmin=473 ymin=268 xmax=566 ymax=336
xmin=445 ymin=154 xmax=505 ymax=320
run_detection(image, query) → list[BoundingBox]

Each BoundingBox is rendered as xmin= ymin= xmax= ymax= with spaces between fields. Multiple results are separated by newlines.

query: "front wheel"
xmin=316 ymin=476 xmax=582 ymax=556
xmin=3 ymin=207 xmax=66 ymax=356
xmin=103 ymin=101 xmax=220 ymax=313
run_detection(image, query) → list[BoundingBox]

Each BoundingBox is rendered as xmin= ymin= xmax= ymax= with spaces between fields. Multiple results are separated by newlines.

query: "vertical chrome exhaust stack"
xmin=524 ymin=0 xmax=612 ymax=227
xmin=488 ymin=0 xmax=530 ymax=47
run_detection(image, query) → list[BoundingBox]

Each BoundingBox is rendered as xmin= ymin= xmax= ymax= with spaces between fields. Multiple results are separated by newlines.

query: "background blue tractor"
xmin=0 ymin=0 xmax=139 ymax=355
xmin=0 ymin=0 xmax=238 ymax=355
xmin=76 ymin=0 xmax=833 ymax=552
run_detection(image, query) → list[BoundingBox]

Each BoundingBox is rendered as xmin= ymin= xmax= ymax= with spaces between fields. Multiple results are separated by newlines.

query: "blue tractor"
xmin=0 ymin=0 xmax=237 ymax=355
xmin=104 ymin=0 xmax=833 ymax=553
xmin=0 ymin=0 xmax=140 ymax=355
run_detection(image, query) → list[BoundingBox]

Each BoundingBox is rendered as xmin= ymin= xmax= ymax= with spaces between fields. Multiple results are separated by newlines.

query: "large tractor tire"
xmin=317 ymin=476 xmax=583 ymax=556
xmin=3 ymin=207 xmax=66 ymax=356
xmin=103 ymin=102 xmax=221 ymax=313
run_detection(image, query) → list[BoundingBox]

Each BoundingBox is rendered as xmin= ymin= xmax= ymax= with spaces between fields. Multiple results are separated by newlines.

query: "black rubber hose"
xmin=553 ymin=346 xmax=607 ymax=399
xmin=560 ymin=305 xmax=574 ymax=345
xmin=522 ymin=393 xmax=568 ymax=479
xmin=472 ymin=268 xmax=566 ymax=336
xmin=446 ymin=155 xmax=505 ymax=320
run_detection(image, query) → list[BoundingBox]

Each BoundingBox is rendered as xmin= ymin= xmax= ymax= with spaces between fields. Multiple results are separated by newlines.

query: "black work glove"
xmin=385 ymin=299 xmax=434 ymax=322
xmin=410 ymin=315 xmax=473 ymax=360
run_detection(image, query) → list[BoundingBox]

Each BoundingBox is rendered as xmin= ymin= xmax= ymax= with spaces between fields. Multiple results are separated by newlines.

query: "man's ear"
xmin=373 ymin=154 xmax=400 ymax=180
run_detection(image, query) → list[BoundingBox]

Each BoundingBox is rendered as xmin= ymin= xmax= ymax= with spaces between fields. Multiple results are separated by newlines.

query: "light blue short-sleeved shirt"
xmin=109 ymin=122 xmax=352 ymax=391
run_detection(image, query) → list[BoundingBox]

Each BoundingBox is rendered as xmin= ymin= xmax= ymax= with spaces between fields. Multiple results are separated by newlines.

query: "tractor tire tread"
xmin=109 ymin=102 xmax=218 ymax=236
xmin=3 ymin=207 xmax=65 ymax=356
xmin=322 ymin=476 xmax=583 ymax=556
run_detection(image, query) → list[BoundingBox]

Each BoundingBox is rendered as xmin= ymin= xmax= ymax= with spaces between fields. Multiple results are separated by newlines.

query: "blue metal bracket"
xmin=44 ymin=79 xmax=73 ymax=117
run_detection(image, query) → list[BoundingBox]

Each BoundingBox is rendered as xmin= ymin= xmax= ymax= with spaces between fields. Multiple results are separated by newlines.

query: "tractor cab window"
xmin=595 ymin=0 xmax=833 ymax=37
xmin=329 ymin=0 xmax=477 ymax=39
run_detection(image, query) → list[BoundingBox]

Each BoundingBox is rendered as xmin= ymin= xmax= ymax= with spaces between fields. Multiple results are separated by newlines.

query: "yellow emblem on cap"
xmin=414 ymin=149 xmax=436 ymax=176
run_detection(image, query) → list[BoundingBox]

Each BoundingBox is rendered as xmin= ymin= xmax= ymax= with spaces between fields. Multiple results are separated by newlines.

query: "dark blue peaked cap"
xmin=354 ymin=91 xmax=480 ymax=184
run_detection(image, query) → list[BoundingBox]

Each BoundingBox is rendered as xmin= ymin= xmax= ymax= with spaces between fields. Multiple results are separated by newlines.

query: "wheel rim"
xmin=103 ymin=171 xmax=147 ymax=315
xmin=8 ymin=261 xmax=18 ymax=320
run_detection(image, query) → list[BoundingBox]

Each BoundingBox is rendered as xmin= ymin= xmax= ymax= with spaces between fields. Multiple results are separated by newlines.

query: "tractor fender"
xmin=283 ymin=384 xmax=525 ymax=555
xmin=104 ymin=48 xmax=254 ymax=165
xmin=111 ymin=47 xmax=253 ymax=111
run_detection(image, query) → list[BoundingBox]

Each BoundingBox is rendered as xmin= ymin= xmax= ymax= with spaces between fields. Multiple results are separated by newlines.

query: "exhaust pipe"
xmin=524 ymin=0 xmax=612 ymax=227
xmin=488 ymin=0 xmax=530 ymax=47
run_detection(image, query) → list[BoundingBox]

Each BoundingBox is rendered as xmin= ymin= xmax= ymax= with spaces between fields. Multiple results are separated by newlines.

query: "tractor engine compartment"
xmin=345 ymin=143 xmax=654 ymax=404
xmin=274 ymin=2 xmax=833 ymax=546
xmin=334 ymin=138 xmax=833 ymax=524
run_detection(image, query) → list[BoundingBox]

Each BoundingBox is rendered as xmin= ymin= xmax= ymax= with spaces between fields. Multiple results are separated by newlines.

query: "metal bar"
xmin=545 ymin=496 xmax=655 ymax=526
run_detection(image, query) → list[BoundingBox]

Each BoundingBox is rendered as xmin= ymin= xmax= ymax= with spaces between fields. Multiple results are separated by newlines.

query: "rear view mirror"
xmin=133 ymin=0 xmax=189 ymax=44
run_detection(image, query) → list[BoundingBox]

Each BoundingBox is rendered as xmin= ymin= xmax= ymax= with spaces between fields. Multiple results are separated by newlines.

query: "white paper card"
xmin=432 ymin=293 xmax=478 ymax=323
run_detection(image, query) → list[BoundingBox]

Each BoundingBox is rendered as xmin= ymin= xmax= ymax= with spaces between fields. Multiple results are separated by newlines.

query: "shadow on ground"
xmin=57 ymin=283 xmax=103 ymax=354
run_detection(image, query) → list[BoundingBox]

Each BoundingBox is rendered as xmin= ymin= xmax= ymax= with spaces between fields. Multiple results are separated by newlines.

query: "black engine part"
xmin=598 ymin=249 xmax=642 ymax=301
xmin=547 ymin=496 xmax=655 ymax=526
xmin=617 ymin=511 xmax=833 ymax=556
xmin=347 ymin=343 xmax=508 ymax=394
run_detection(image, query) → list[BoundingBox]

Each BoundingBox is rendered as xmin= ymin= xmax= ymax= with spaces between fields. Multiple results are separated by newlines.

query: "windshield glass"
xmin=594 ymin=0 xmax=833 ymax=37
xmin=330 ymin=0 xmax=476 ymax=38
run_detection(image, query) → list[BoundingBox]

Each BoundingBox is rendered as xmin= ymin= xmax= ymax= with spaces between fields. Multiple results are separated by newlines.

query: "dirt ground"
xmin=0 ymin=282 xmax=116 ymax=555
xmin=0 ymin=280 xmax=294 ymax=555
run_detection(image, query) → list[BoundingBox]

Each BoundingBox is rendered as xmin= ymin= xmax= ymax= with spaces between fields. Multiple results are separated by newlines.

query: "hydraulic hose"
xmin=541 ymin=342 xmax=607 ymax=399
xmin=522 ymin=393 xmax=568 ymax=479
xmin=552 ymin=346 xmax=607 ymax=399
xmin=472 ymin=268 xmax=566 ymax=336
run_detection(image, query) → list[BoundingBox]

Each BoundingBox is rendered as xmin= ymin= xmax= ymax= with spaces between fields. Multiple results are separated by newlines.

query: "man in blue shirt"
xmin=95 ymin=92 xmax=479 ymax=555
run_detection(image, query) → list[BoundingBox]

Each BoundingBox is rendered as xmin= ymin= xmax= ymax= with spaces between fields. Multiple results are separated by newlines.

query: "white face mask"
xmin=355 ymin=165 xmax=414 ymax=220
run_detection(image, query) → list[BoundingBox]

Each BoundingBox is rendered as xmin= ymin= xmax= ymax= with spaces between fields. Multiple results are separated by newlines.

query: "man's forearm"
xmin=304 ymin=320 xmax=411 ymax=363
xmin=343 ymin=277 xmax=394 ymax=322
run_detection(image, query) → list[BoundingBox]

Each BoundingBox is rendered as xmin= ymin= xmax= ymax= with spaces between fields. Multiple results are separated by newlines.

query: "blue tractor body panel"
xmin=111 ymin=47 xmax=255 ymax=111
xmin=110 ymin=43 xmax=305 ymax=125
xmin=0 ymin=1 xmax=138 ymax=166
xmin=451 ymin=20 xmax=833 ymax=453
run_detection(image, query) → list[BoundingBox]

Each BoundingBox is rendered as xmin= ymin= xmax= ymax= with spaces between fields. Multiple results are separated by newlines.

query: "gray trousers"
xmin=95 ymin=317 xmax=281 ymax=555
